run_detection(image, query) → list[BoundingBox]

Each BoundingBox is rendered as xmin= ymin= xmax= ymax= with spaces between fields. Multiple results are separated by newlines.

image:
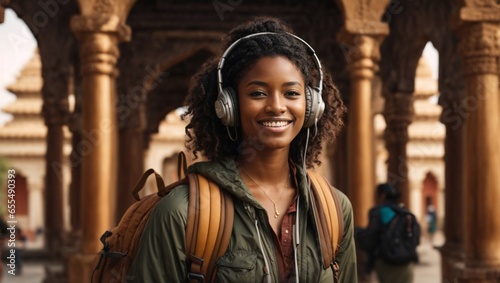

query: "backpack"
xmin=90 ymin=153 xmax=344 ymax=282
xmin=378 ymin=205 xmax=421 ymax=265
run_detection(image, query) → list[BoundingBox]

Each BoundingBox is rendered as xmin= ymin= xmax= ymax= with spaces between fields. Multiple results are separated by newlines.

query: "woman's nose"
xmin=265 ymin=93 xmax=286 ymax=114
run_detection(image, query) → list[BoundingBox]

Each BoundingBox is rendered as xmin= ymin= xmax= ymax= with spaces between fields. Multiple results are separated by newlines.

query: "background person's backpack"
xmin=378 ymin=205 xmax=421 ymax=265
xmin=90 ymin=153 xmax=344 ymax=282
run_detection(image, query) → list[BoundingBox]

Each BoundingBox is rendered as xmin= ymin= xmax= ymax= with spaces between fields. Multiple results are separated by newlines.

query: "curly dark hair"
xmin=182 ymin=16 xmax=346 ymax=168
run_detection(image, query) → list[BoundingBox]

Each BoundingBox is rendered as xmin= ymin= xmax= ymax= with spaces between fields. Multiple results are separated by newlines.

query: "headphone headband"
xmin=215 ymin=31 xmax=325 ymax=129
xmin=217 ymin=32 xmax=323 ymax=97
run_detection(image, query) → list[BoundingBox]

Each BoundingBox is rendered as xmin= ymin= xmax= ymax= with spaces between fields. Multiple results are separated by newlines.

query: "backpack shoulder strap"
xmin=307 ymin=170 xmax=344 ymax=268
xmin=185 ymin=173 xmax=234 ymax=282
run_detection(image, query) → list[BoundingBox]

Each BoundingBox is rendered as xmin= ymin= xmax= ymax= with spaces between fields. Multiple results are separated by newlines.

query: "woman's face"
xmin=237 ymin=56 xmax=306 ymax=151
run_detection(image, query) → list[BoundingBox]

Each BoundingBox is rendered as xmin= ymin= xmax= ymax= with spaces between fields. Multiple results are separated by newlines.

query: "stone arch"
xmin=162 ymin=153 xmax=179 ymax=186
xmin=421 ymin=171 xmax=439 ymax=217
xmin=145 ymin=47 xmax=215 ymax=142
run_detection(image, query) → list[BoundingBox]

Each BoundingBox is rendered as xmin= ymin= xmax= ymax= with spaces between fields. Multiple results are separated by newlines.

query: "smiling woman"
xmin=128 ymin=16 xmax=358 ymax=283
xmin=237 ymin=56 xmax=306 ymax=151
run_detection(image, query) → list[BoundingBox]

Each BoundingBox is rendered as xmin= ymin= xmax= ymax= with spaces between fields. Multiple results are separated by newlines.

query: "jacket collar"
xmin=186 ymin=157 xmax=312 ymax=211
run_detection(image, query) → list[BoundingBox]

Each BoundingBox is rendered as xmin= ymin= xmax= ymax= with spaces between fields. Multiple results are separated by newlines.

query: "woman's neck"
xmin=237 ymin=149 xmax=290 ymax=186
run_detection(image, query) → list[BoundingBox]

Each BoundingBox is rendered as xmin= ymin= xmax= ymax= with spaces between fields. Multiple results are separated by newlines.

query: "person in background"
xmin=356 ymin=183 xmax=416 ymax=283
xmin=426 ymin=204 xmax=437 ymax=245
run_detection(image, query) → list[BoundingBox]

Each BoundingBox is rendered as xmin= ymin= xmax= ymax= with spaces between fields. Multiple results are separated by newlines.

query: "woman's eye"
xmin=250 ymin=91 xmax=266 ymax=97
xmin=285 ymin=91 xmax=301 ymax=97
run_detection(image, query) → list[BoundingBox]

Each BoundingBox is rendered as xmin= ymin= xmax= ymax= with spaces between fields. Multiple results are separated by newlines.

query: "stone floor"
xmin=414 ymin=231 xmax=445 ymax=283
xmin=2 ymin=232 xmax=444 ymax=283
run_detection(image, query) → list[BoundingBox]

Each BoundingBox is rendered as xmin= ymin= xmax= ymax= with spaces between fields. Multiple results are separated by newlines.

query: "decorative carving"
xmin=380 ymin=0 xmax=451 ymax=96
xmin=458 ymin=22 xmax=500 ymax=76
xmin=79 ymin=33 xmax=120 ymax=76
xmin=77 ymin=0 xmax=136 ymax=22
xmin=93 ymin=0 xmax=114 ymax=15
xmin=337 ymin=0 xmax=392 ymax=23
xmin=343 ymin=19 xmax=389 ymax=36
xmin=460 ymin=6 xmax=500 ymax=21
xmin=464 ymin=0 xmax=500 ymax=8
xmin=384 ymin=93 xmax=414 ymax=143
xmin=459 ymin=23 xmax=500 ymax=56
xmin=339 ymin=34 xmax=383 ymax=80
xmin=71 ymin=14 xmax=132 ymax=42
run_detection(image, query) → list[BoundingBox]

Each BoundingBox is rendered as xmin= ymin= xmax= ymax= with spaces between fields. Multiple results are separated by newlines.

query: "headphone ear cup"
xmin=303 ymin=86 xmax=325 ymax=128
xmin=304 ymin=86 xmax=313 ymax=128
xmin=214 ymin=87 xmax=239 ymax=127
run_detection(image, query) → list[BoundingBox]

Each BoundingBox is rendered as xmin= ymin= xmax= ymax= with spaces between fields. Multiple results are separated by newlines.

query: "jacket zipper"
xmin=293 ymin=196 xmax=300 ymax=281
xmin=245 ymin=203 xmax=272 ymax=283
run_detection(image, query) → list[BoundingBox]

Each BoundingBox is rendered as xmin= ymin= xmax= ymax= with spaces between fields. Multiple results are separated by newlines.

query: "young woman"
xmin=129 ymin=16 xmax=357 ymax=282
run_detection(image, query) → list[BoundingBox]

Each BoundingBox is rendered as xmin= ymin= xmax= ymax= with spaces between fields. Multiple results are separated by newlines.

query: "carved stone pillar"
xmin=115 ymin=67 xmax=146 ymax=222
xmin=454 ymin=21 xmax=500 ymax=282
xmin=337 ymin=33 xmax=385 ymax=227
xmin=383 ymin=92 xmax=413 ymax=207
xmin=67 ymin=65 xmax=82 ymax=242
xmin=116 ymin=120 xmax=144 ymax=222
xmin=438 ymin=93 xmax=466 ymax=282
xmin=68 ymin=1 xmax=135 ymax=281
xmin=42 ymin=97 xmax=68 ymax=258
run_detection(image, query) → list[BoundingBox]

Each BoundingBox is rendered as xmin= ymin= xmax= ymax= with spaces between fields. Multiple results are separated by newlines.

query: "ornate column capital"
xmin=457 ymin=22 xmax=500 ymax=76
xmin=338 ymin=32 xmax=386 ymax=80
xmin=71 ymin=0 xmax=135 ymax=40
xmin=71 ymin=14 xmax=132 ymax=42
xmin=336 ymin=0 xmax=392 ymax=32
xmin=76 ymin=32 xmax=120 ymax=77
xmin=336 ymin=0 xmax=389 ymax=81
xmin=71 ymin=16 xmax=125 ymax=76
xmin=458 ymin=1 xmax=500 ymax=22
xmin=454 ymin=1 xmax=500 ymax=76
xmin=71 ymin=0 xmax=136 ymax=77
xmin=383 ymin=92 xmax=414 ymax=144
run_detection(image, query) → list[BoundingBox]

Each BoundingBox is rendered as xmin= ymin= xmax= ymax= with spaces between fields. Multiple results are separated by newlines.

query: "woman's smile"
xmin=237 ymin=56 xmax=306 ymax=150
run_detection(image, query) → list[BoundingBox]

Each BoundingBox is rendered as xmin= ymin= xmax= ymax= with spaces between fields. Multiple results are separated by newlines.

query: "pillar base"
xmin=439 ymin=243 xmax=465 ymax=282
xmin=43 ymin=263 xmax=66 ymax=283
xmin=67 ymin=254 xmax=95 ymax=283
xmin=453 ymin=261 xmax=500 ymax=282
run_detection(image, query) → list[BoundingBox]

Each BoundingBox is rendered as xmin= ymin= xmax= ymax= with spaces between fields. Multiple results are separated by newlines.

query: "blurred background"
xmin=1 ymin=0 xmax=499 ymax=282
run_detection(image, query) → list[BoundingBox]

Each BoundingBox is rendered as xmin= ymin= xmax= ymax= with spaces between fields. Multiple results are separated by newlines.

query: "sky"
xmin=0 ymin=8 xmax=440 ymax=126
xmin=0 ymin=9 xmax=37 ymax=125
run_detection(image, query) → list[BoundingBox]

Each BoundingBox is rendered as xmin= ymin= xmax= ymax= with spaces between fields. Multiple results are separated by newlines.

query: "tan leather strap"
xmin=186 ymin=174 xmax=201 ymax=281
xmin=131 ymin=168 xmax=166 ymax=201
xmin=307 ymin=170 xmax=343 ymax=268
xmin=207 ymin=177 xmax=234 ymax=282
xmin=186 ymin=173 xmax=234 ymax=282
xmin=178 ymin=151 xmax=188 ymax=180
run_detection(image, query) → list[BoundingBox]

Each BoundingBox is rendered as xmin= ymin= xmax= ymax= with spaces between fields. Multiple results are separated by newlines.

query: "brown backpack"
xmin=90 ymin=155 xmax=343 ymax=282
xmin=90 ymin=151 xmax=233 ymax=283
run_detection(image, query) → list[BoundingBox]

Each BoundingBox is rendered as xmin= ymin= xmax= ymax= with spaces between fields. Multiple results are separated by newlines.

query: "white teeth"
xmin=261 ymin=121 xmax=289 ymax=127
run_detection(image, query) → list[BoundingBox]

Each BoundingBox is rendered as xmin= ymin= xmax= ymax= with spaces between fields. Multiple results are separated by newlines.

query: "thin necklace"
xmin=240 ymin=166 xmax=288 ymax=218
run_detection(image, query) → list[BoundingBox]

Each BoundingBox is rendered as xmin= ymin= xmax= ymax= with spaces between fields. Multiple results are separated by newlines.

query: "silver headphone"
xmin=214 ymin=32 xmax=325 ymax=128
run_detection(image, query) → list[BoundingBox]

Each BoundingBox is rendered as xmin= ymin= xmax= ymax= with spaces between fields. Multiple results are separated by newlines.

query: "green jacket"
xmin=129 ymin=158 xmax=358 ymax=282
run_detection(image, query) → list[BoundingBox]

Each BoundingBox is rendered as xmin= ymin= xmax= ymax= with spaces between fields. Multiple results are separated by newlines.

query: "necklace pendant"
xmin=274 ymin=205 xmax=280 ymax=218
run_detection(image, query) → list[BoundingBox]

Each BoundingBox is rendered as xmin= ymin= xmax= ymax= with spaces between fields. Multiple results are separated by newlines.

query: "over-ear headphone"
xmin=214 ymin=32 xmax=325 ymax=128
